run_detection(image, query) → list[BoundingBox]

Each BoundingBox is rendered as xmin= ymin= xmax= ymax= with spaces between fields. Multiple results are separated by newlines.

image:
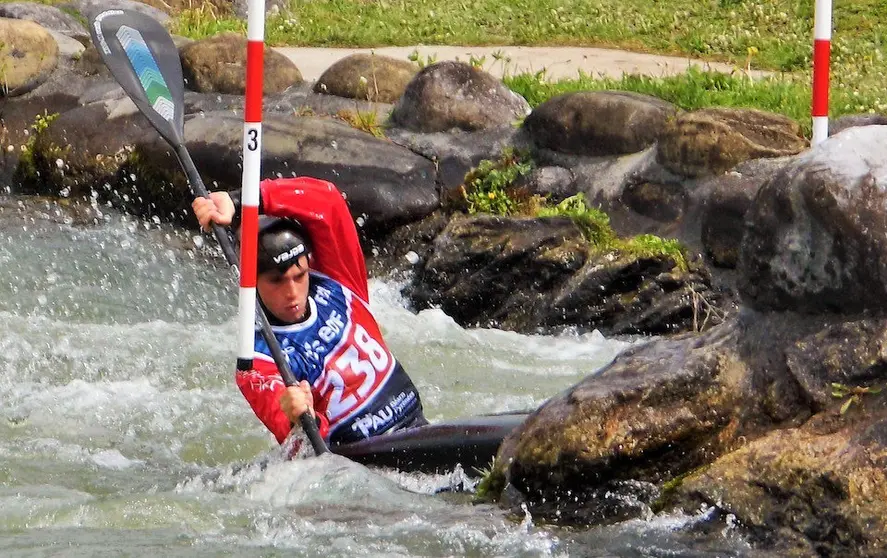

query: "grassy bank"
xmin=6 ymin=0 xmax=885 ymax=135
xmin=505 ymin=68 xmax=883 ymax=138
xmin=167 ymin=0 xmax=886 ymax=135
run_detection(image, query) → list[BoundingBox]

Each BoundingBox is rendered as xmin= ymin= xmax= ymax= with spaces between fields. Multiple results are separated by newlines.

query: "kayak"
xmin=330 ymin=411 xmax=529 ymax=477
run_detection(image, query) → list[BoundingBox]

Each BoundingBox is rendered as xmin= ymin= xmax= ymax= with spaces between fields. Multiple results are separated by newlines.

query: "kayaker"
xmin=192 ymin=177 xmax=426 ymax=447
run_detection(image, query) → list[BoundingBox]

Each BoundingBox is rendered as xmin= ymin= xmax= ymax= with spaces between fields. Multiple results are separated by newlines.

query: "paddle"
xmin=88 ymin=9 xmax=328 ymax=455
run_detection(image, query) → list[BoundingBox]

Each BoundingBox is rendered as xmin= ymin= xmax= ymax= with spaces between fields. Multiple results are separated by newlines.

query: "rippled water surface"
xmin=0 ymin=198 xmax=753 ymax=557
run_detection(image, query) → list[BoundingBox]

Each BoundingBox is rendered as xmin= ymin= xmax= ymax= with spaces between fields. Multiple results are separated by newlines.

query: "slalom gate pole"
xmin=812 ymin=0 xmax=832 ymax=146
xmin=235 ymin=0 xmax=264 ymax=374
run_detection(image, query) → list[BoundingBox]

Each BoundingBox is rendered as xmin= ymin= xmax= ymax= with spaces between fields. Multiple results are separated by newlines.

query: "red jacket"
xmin=236 ymin=177 xmax=369 ymax=444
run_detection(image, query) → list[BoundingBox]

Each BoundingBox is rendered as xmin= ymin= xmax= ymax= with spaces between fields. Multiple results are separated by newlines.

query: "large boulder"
xmin=537 ymin=146 xmax=689 ymax=238
xmin=671 ymin=405 xmax=887 ymax=557
xmin=489 ymin=309 xmax=828 ymax=527
xmin=657 ymin=107 xmax=807 ymax=178
xmin=179 ymin=33 xmax=303 ymax=94
xmin=390 ymin=61 xmax=529 ymax=132
xmin=739 ymin=125 xmax=887 ymax=313
xmin=314 ymin=53 xmax=418 ymax=104
xmin=492 ymin=320 xmax=749 ymax=525
xmin=406 ymin=214 xmax=719 ymax=335
xmin=130 ymin=112 xmax=439 ymax=233
xmin=0 ymin=18 xmax=59 ymax=97
xmin=524 ymin=91 xmax=680 ymax=156
xmin=407 ymin=214 xmax=588 ymax=329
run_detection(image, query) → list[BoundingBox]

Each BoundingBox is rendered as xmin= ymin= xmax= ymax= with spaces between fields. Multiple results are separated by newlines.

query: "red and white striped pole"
xmin=812 ymin=0 xmax=832 ymax=146
xmin=236 ymin=0 xmax=265 ymax=371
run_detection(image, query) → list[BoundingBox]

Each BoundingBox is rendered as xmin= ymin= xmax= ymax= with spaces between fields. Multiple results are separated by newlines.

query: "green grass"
xmin=7 ymin=0 xmax=885 ymax=137
xmin=163 ymin=0 xmax=887 ymax=137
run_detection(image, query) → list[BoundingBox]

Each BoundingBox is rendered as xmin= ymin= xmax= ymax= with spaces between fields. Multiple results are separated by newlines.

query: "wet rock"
xmin=13 ymin=97 xmax=155 ymax=208
xmin=546 ymin=251 xmax=717 ymax=335
xmin=657 ymin=107 xmax=807 ymax=178
xmin=13 ymin=64 xmax=94 ymax=103
xmin=407 ymin=213 xmax=719 ymax=335
xmin=739 ymin=125 xmax=887 ymax=313
xmin=785 ymin=319 xmax=887 ymax=411
xmin=671 ymin=412 xmax=887 ymax=557
xmin=366 ymin=210 xmax=450 ymax=277
xmin=0 ymin=93 xmax=82 ymax=185
xmin=619 ymin=180 xmax=687 ymax=223
xmin=490 ymin=309 xmax=825 ymax=527
xmin=390 ymin=61 xmax=529 ymax=132
xmin=0 ymin=18 xmax=59 ymax=97
xmin=314 ymin=53 xmax=418 ymax=104
xmin=74 ymin=44 xmax=111 ymax=77
xmin=494 ymin=321 xmax=746 ymax=525
xmin=179 ymin=33 xmax=302 ymax=94
xmin=407 ymin=214 xmax=588 ymax=328
xmin=524 ymin=91 xmax=679 ymax=156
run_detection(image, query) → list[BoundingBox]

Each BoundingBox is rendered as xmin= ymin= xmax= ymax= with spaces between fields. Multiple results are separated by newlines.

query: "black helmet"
xmin=253 ymin=216 xmax=312 ymax=274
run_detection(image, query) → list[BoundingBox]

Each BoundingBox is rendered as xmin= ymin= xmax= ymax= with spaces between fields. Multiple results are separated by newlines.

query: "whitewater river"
xmin=0 ymin=198 xmax=753 ymax=557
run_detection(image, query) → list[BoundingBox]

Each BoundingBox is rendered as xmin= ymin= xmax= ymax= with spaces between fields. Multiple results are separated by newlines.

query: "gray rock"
xmin=74 ymin=44 xmax=110 ymax=77
xmin=0 ymin=3 xmax=87 ymax=37
xmin=47 ymin=29 xmax=85 ymax=60
xmin=524 ymin=91 xmax=679 ymax=156
xmin=390 ymin=60 xmax=530 ymax=133
xmin=77 ymin=80 xmax=127 ymax=105
xmin=698 ymin=164 xmax=780 ymax=268
xmin=829 ymin=113 xmax=887 ymax=136
xmin=740 ymin=125 xmax=887 ymax=313
xmin=387 ymin=125 xmax=532 ymax=198
xmin=272 ymin=85 xmax=393 ymax=122
xmin=514 ymin=166 xmax=576 ymax=202
xmin=785 ymin=319 xmax=887 ymax=410
xmin=407 ymin=214 xmax=588 ymax=329
xmin=13 ymin=97 xmax=157 ymax=222
xmin=407 ymin=212 xmax=717 ymax=335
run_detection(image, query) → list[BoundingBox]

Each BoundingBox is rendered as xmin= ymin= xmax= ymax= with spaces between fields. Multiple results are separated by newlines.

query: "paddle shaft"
xmin=175 ymin=146 xmax=329 ymax=455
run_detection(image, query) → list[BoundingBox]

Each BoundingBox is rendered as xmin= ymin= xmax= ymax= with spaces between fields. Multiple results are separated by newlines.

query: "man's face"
xmin=257 ymin=255 xmax=311 ymax=323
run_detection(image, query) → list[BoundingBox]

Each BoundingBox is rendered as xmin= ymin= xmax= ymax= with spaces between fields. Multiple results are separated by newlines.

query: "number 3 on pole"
xmin=244 ymin=125 xmax=261 ymax=152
